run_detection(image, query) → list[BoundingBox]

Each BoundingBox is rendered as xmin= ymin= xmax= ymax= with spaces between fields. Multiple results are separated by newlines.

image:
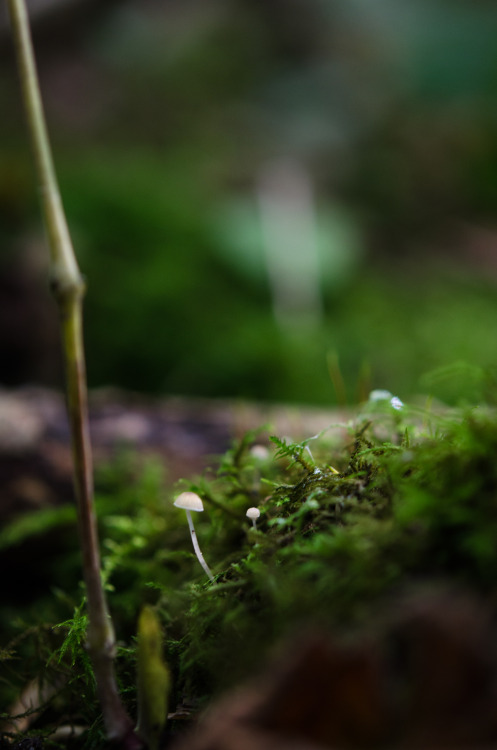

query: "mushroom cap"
xmin=369 ymin=389 xmax=393 ymax=403
xmin=246 ymin=507 xmax=261 ymax=520
xmin=174 ymin=492 xmax=204 ymax=512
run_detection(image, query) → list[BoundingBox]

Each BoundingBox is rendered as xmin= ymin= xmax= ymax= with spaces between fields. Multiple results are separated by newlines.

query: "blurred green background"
xmin=1 ymin=0 xmax=497 ymax=406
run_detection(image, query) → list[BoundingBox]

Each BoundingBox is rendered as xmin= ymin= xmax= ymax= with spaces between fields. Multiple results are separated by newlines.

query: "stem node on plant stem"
xmin=49 ymin=270 xmax=86 ymax=310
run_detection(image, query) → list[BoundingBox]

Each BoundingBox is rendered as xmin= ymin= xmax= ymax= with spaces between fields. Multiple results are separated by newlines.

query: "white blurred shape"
xmin=257 ymin=159 xmax=323 ymax=330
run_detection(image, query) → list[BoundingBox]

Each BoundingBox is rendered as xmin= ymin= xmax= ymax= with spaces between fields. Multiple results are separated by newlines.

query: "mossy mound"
xmin=2 ymin=400 xmax=497 ymax=746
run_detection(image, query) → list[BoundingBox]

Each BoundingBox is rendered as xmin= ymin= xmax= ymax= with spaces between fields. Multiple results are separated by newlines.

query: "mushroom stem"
xmin=186 ymin=510 xmax=214 ymax=582
xmin=246 ymin=507 xmax=261 ymax=531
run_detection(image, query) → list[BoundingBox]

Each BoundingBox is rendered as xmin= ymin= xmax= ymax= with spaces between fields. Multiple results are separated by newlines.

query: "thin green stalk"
xmin=6 ymin=1 xmax=139 ymax=744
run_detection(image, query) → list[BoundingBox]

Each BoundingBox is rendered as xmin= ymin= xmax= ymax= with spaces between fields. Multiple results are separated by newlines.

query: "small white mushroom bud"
xmin=246 ymin=506 xmax=261 ymax=530
xmin=173 ymin=492 xmax=214 ymax=582
xmin=369 ymin=389 xmax=403 ymax=410
xmin=250 ymin=445 xmax=270 ymax=461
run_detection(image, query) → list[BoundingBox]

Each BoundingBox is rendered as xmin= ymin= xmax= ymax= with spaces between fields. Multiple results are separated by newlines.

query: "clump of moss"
xmin=3 ymin=403 xmax=497 ymax=744
xmin=169 ymin=404 xmax=497 ymax=701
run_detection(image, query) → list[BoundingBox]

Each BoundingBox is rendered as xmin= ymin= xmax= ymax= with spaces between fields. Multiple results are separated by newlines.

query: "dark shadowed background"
xmin=1 ymin=0 xmax=497 ymax=406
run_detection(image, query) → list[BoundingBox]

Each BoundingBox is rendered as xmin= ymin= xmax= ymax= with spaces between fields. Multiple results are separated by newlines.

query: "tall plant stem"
xmin=6 ymin=1 xmax=139 ymax=744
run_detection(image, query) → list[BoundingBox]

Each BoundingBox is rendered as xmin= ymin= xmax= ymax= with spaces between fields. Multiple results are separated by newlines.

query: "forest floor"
xmin=2 ymin=389 xmax=497 ymax=750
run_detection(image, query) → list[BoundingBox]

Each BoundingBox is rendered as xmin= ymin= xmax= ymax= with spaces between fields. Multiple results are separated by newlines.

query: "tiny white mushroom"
xmin=250 ymin=445 xmax=270 ymax=461
xmin=246 ymin=506 xmax=261 ymax=530
xmin=369 ymin=389 xmax=404 ymax=411
xmin=173 ymin=492 xmax=214 ymax=582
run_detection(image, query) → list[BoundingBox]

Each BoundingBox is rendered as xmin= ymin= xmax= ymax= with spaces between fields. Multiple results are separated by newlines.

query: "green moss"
xmin=3 ymin=403 xmax=497 ymax=742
